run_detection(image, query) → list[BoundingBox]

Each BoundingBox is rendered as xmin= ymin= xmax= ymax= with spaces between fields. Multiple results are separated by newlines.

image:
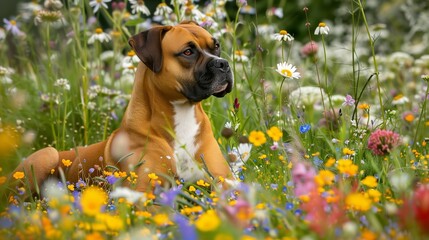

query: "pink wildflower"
xmin=292 ymin=161 xmax=317 ymax=197
xmin=300 ymin=41 xmax=318 ymax=57
xmin=367 ymin=129 xmax=401 ymax=155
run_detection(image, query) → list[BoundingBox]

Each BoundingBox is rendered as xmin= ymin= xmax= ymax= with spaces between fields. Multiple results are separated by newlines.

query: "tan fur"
xmin=11 ymin=23 xmax=233 ymax=195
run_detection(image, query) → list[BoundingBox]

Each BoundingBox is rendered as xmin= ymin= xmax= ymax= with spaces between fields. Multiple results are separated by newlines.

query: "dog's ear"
xmin=179 ymin=20 xmax=199 ymax=26
xmin=129 ymin=26 xmax=172 ymax=73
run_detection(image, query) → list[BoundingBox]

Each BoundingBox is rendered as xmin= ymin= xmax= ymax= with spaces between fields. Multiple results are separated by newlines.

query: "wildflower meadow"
xmin=1 ymin=0 xmax=429 ymax=239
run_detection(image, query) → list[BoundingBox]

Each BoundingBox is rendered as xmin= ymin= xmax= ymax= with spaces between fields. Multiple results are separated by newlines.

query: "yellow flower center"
xmin=96 ymin=0 xmax=102 ymax=3
xmin=10 ymin=20 xmax=17 ymax=26
xmin=279 ymin=30 xmax=288 ymax=35
xmin=319 ymin=22 xmax=326 ymax=27
xmin=95 ymin=28 xmax=103 ymax=34
xmin=393 ymin=94 xmax=403 ymax=100
xmin=127 ymin=50 xmax=136 ymax=57
xmin=158 ymin=3 xmax=167 ymax=7
xmin=281 ymin=68 xmax=292 ymax=77
xmin=235 ymin=50 xmax=244 ymax=56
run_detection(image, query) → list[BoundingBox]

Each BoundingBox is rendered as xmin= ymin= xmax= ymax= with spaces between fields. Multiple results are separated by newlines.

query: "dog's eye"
xmin=183 ymin=49 xmax=193 ymax=56
xmin=214 ymin=43 xmax=220 ymax=50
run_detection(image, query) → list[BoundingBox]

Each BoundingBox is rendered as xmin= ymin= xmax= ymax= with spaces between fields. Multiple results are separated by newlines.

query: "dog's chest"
xmin=171 ymin=101 xmax=205 ymax=181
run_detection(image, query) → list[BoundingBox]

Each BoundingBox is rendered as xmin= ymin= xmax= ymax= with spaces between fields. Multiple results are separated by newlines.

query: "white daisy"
xmin=228 ymin=143 xmax=252 ymax=175
xmin=275 ymin=62 xmax=301 ymax=79
xmin=129 ymin=0 xmax=151 ymax=16
xmin=88 ymin=28 xmax=111 ymax=44
xmin=110 ymin=187 xmax=145 ymax=204
xmin=272 ymin=30 xmax=294 ymax=42
xmin=314 ymin=22 xmax=330 ymax=35
xmin=89 ymin=0 xmax=111 ymax=13
xmin=154 ymin=2 xmax=173 ymax=16
xmin=392 ymin=94 xmax=409 ymax=105
xmin=234 ymin=50 xmax=249 ymax=62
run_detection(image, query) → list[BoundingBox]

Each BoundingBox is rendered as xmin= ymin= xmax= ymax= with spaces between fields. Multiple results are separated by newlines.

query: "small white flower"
xmin=272 ymin=30 xmax=294 ymax=42
xmin=154 ymin=2 xmax=173 ymax=16
xmin=88 ymin=28 xmax=111 ymax=44
xmin=228 ymin=143 xmax=252 ymax=175
xmin=275 ymin=62 xmax=300 ymax=79
xmin=234 ymin=50 xmax=249 ymax=62
xmin=392 ymin=94 xmax=409 ymax=105
xmin=54 ymin=78 xmax=70 ymax=91
xmin=314 ymin=22 xmax=330 ymax=35
xmin=0 ymin=27 xmax=5 ymax=40
xmin=110 ymin=187 xmax=145 ymax=204
xmin=89 ymin=0 xmax=111 ymax=13
xmin=122 ymin=50 xmax=140 ymax=69
xmin=129 ymin=0 xmax=150 ymax=16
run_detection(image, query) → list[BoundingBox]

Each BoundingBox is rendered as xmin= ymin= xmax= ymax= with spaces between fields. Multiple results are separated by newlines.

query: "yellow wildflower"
xmin=314 ymin=170 xmax=335 ymax=187
xmin=337 ymin=159 xmax=358 ymax=176
xmin=13 ymin=171 xmax=25 ymax=180
xmin=267 ymin=126 xmax=283 ymax=141
xmin=361 ymin=176 xmax=378 ymax=188
xmin=80 ymin=186 xmax=108 ymax=216
xmin=67 ymin=184 xmax=75 ymax=191
xmin=197 ymin=179 xmax=210 ymax=187
xmin=189 ymin=186 xmax=196 ymax=192
xmin=153 ymin=213 xmax=172 ymax=226
xmin=342 ymin=147 xmax=355 ymax=155
xmin=325 ymin=157 xmax=336 ymax=167
xmin=366 ymin=189 xmax=382 ymax=202
xmin=148 ymin=173 xmax=158 ymax=180
xmin=248 ymin=130 xmax=267 ymax=147
xmin=346 ymin=193 xmax=372 ymax=212
xmin=62 ymin=159 xmax=72 ymax=167
xmin=195 ymin=210 xmax=220 ymax=232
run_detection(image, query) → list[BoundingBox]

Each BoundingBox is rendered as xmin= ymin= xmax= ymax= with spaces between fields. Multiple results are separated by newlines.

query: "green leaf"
xmin=125 ymin=18 xmax=145 ymax=27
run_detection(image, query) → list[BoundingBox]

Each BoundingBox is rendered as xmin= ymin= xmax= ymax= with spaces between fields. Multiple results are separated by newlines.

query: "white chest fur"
xmin=171 ymin=101 xmax=205 ymax=181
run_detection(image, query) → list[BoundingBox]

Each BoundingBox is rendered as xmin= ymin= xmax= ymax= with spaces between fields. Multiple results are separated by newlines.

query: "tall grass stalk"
xmin=355 ymin=0 xmax=385 ymax=125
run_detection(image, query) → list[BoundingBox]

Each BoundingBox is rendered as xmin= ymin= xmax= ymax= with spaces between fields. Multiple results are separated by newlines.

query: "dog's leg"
xmin=56 ymin=141 xmax=107 ymax=184
xmin=11 ymin=141 xmax=107 ymax=195
xmin=12 ymin=147 xmax=60 ymax=193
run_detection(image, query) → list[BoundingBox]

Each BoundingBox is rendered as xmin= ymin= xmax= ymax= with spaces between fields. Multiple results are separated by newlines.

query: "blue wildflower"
xmin=299 ymin=124 xmax=311 ymax=134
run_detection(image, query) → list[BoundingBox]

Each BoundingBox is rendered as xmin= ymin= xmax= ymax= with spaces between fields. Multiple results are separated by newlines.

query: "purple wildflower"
xmin=343 ymin=94 xmax=355 ymax=106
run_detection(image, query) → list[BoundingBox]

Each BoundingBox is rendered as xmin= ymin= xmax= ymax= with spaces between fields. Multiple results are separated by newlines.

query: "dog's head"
xmin=129 ymin=22 xmax=233 ymax=102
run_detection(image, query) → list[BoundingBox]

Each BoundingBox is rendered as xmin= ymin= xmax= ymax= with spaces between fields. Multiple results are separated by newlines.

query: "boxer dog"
xmin=12 ymin=21 xmax=234 ymax=194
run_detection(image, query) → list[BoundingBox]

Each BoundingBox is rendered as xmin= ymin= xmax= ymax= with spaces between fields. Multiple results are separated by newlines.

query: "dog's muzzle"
xmin=182 ymin=58 xmax=233 ymax=102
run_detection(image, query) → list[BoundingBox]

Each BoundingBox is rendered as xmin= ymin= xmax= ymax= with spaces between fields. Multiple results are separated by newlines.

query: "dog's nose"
xmin=208 ymin=59 xmax=230 ymax=72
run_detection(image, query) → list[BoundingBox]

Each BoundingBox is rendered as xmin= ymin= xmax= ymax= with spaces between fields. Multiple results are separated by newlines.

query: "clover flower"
xmin=367 ymin=129 xmax=400 ymax=156
xmin=272 ymin=30 xmax=294 ymax=42
xmin=276 ymin=62 xmax=300 ymax=79
xmin=291 ymin=161 xmax=316 ymax=197
xmin=300 ymin=41 xmax=318 ymax=57
xmin=89 ymin=0 xmax=111 ymax=13
xmin=314 ymin=22 xmax=330 ymax=35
